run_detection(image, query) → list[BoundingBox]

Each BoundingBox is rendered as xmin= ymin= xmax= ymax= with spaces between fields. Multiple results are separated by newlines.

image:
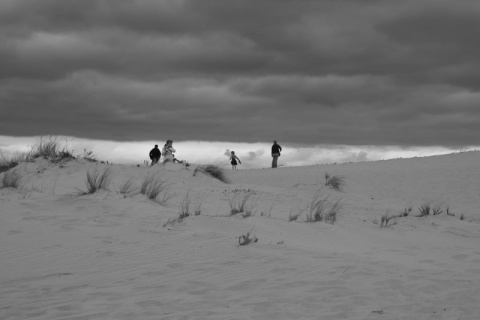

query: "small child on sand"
xmin=230 ymin=151 xmax=241 ymax=170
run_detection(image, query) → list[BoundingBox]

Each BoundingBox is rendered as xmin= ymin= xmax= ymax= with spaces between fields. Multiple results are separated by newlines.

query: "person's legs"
xmin=272 ymin=155 xmax=278 ymax=168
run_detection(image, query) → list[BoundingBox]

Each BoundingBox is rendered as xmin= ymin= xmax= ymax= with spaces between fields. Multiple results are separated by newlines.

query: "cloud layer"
xmin=1 ymin=0 xmax=479 ymax=146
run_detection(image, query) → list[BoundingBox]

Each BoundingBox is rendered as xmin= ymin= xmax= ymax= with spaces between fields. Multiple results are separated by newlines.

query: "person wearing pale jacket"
xmin=162 ymin=140 xmax=182 ymax=163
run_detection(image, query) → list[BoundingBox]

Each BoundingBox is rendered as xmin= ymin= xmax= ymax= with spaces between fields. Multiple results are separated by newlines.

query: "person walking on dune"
xmin=271 ymin=140 xmax=282 ymax=168
xmin=149 ymin=144 xmax=161 ymax=166
xmin=230 ymin=151 xmax=241 ymax=170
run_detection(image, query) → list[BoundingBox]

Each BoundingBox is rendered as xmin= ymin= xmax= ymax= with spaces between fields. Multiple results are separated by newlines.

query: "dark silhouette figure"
xmin=230 ymin=151 xmax=241 ymax=170
xmin=271 ymin=140 xmax=282 ymax=168
xmin=149 ymin=144 xmax=161 ymax=166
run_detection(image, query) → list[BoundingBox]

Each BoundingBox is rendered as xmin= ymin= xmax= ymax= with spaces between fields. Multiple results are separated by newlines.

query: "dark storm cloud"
xmin=1 ymin=0 xmax=480 ymax=146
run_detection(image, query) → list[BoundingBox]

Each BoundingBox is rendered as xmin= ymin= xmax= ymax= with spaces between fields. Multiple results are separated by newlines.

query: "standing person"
xmin=162 ymin=140 xmax=182 ymax=163
xmin=271 ymin=140 xmax=282 ymax=168
xmin=230 ymin=151 xmax=241 ymax=170
xmin=149 ymin=144 xmax=161 ymax=166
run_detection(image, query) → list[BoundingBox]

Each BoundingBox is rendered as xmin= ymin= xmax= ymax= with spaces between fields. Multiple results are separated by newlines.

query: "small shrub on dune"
xmin=76 ymin=166 xmax=113 ymax=195
xmin=288 ymin=205 xmax=306 ymax=221
xmin=193 ymin=165 xmax=229 ymax=183
xmin=140 ymin=173 xmax=173 ymax=202
xmin=399 ymin=206 xmax=413 ymax=217
xmin=229 ymin=191 xmax=256 ymax=216
xmin=0 ymin=161 xmax=19 ymax=173
xmin=324 ymin=173 xmax=345 ymax=191
xmin=0 ymin=151 xmax=32 ymax=172
xmin=287 ymin=194 xmax=306 ymax=221
xmin=80 ymin=149 xmax=98 ymax=163
xmin=238 ymin=228 xmax=258 ymax=246
xmin=164 ymin=191 xmax=204 ymax=227
xmin=1 ymin=170 xmax=21 ymax=189
xmin=380 ymin=211 xmax=397 ymax=228
xmin=30 ymin=136 xmax=74 ymax=162
xmin=117 ymin=177 xmax=138 ymax=195
xmin=179 ymin=191 xmax=192 ymax=219
xmin=417 ymin=202 xmax=431 ymax=217
xmin=193 ymin=193 xmax=206 ymax=216
xmin=305 ymin=189 xmax=343 ymax=224
xmin=432 ymin=202 xmax=443 ymax=215
xmin=446 ymin=206 xmax=455 ymax=216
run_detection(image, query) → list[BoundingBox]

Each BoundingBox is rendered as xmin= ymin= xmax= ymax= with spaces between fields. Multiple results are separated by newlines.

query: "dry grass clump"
xmin=140 ymin=173 xmax=173 ymax=202
xmin=0 ymin=152 xmax=23 ymax=173
xmin=417 ymin=202 xmax=431 ymax=217
xmin=431 ymin=202 xmax=443 ymax=215
xmin=400 ymin=206 xmax=413 ymax=217
xmin=289 ymin=205 xmax=307 ymax=221
xmin=117 ymin=177 xmax=138 ymax=195
xmin=305 ymin=189 xmax=343 ymax=224
xmin=1 ymin=136 xmax=82 ymax=170
xmin=238 ymin=228 xmax=258 ymax=246
xmin=324 ymin=173 xmax=345 ymax=191
xmin=193 ymin=165 xmax=229 ymax=183
xmin=0 ymin=161 xmax=19 ymax=173
xmin=76 ymin=166 xmax=113 ymax=195
xmin=178 ymin=191 xmax=204 ymax=217
xmin=179 ymin=191 xmax=193 ymax=219
xmin=446 ymin=206 xmax=455 ymax=216
xmin=163 ymin=191 xmax=204 ymax=227
xmin=1 ymin=170 xmax=22 ymax=189
xmin=30 ymin=136 xmax=75 ymax=163
xmin=229 ymin=191 xmax=256 ymax=216
xmin=380 ymin=211 xmax=397 ymax=228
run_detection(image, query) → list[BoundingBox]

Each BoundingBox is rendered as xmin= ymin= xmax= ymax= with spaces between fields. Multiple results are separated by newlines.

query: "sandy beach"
xmin=1 ymin=152 xmax=480 ymax=319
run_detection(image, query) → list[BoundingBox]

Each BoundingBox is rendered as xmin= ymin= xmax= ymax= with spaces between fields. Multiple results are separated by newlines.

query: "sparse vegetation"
xmin=417 ymin=202 xmax=431 ymax=217
xmin=0 ymin=152 xmax=23 ymax=173
xmin=238 ymin=228 xmax=258 ymax=246
xmin=380 ymin=211 xmax=397 ymax=228
xmin=80 ymin=149 xmax=97 ymax=162
xmin=164 ymin=191 xmax=203 ymax=227
xmin=117 ymin=177 xmax=137 ymax=195
xmin=400 ymin=206 xmax=413 ymax=217
xmin=287 ymin=194 xmax=306 ymax=221
xmin=305 ymin=189 xmax=343 ymax=224
xmin=179 ymin=191 xmax=192 ymax=219
xmin=140 ymin=173 xmax=173 ymax=202
xmin=265 ymin=193 xmax=282 ymax=218
xmin=229 ymin=191 xmax=256 ymax=216
xmin=30 ymin=136 xmax=75 ymax=163
xmin=446 ymin=206 xmax=455 ymax=216
xmin=324 ymin=173 xmax=345 ymax=191
xmin=193 ymin=165 xmax=229 ymax=183
xmin=288 ymin=205 xmax=305 ymax=221
xmin=1 ymin=170 xmax=21 ymax=189
xmin=432 ymin=202 xmax=443 ymax=215
xmin=76 ymin=166 xmax=113 ymax=195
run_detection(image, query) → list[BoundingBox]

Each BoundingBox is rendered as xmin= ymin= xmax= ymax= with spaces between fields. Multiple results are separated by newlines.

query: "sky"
xmin=1 ymin=0 xmax=479 ymax=167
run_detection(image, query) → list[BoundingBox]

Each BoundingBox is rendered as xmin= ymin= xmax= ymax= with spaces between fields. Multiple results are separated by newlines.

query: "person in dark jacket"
xmin=271 ymin=140 xmax=282 ymax=168
xmin=149 ymin=144 xmax=161 ymax=166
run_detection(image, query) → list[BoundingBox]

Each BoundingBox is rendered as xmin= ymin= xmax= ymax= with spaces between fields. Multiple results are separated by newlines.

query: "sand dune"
xmin=1 ymin=152 xmax=480 ymax=319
